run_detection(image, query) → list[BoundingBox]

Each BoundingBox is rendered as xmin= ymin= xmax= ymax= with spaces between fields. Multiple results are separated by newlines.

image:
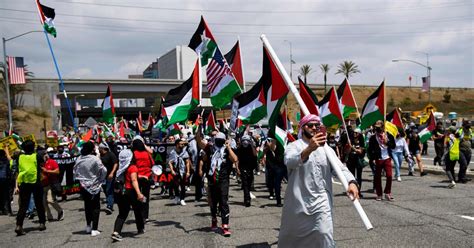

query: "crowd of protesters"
xmin=0 ymin=116 xmax=471 ymax=243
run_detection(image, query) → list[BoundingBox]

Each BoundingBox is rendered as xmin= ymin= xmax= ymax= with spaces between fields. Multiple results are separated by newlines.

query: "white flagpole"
xmin=237 ymin=36 xmax=246 ymax=92
xmin=260 ymin=34 xmax=373 ymax=231
xmin=345 ymin=78 xmax=363 ymax=125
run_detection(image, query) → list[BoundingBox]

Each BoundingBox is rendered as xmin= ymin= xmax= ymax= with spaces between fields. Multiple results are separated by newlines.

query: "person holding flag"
xmin=196 ymin=118 xmax=238 ymax=237
xmin=278 ymin=114 xmax=359 ymax=247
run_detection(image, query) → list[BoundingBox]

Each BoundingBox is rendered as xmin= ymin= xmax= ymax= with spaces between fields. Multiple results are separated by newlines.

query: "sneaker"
xmin=448 ymin=181 xmax=456 ymax=188
xmin=276 ymin=203 xmax=283 ymax=207
xmin=397 ymin=177 xmax=402 ymax=182
xmin=375 ymin=196 xmax=382 ymax=201
xmin=180 ymin=200 xmax=187 ymax=206
xmin=385 ymin=194 xmax=394 ymax=201
xmin=105 ymin=207 xmax=113 ymax=215
xmin=137 ymin=229 xmax=146 ymax=235
xmin=408 ymin=171 xmax=414 ymax=176
xmin=257 ymin=172 xmax=261 ymax=176
xmin=174 ymin=197 xmax=180 ymax=205
xmin=186 ymin=186 xmax=191 ymax=192
xmin=269 ymin=196 xmax=274 ymax=200
xmin=85 ymin=225 xmax=92 ymax=234
xmin=222 ymin=224 xmax=231 ymax=237
xmin=420 ymin=171 xmax=428 ymax=177
xmin=111 ymin=232 xmax=123 ymax=242
xmin=39 ymin=223 xmax=46 ymax=231
xmin=244 ymin=202 xmax=251 ymax=207
xmin=250 ymin=192 xmax=256 ymax=199
xmin=15 ymin=225 xmax=25 ymax=236
xmin=232 ymin=175 xmax=236 ymax=180
xmin=91 ymin=230 xmax=101 ymax=237
xmin=211 ymin=218 xmax=218 ymax=231
xmin=57 ymin=210 xmax=64 ymax=221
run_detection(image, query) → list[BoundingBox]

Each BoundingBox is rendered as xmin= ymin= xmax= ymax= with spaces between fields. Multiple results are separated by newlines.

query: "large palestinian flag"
xmin=336 ymin=78 xmax=358 ymax=119
xmin=35 ymin=0 xmax=57 ymax=37
xmin=163 ymin=60 xmax=200 ymax=125
xmin=360 ymin=81 xmax=385 ymax=130
xmin=261 ymin=47 xmax=289 ymax=134
xmin=298 ymin=77 xmax=319 ymax=116
xmin=418 ymin=111 xmax=436 ymax=143
xmin=224 ymin=40 xmax=245 ymax=89
xmin=317 ymin=87 xmax=344 ymax=128
xmin=188 ymin=16 xmax=241 ymax=109
xmin=101 ymin=84 xmax=115 ymax=124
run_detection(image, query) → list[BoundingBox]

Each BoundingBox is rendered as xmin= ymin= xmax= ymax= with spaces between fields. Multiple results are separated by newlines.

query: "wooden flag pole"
xmin=260 ymin=34 xmax=373 ymax=231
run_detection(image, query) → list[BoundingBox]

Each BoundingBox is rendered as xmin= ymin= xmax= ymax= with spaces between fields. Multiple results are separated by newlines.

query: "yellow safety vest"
xmin=17 ymin=153 xmax=38 ymax=184
xmin=449 ymin=138 xmax=460 ymax=161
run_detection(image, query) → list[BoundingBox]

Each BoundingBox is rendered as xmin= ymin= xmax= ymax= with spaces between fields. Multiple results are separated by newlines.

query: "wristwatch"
xmin=348 ymin=180 xmax=359 ymax=188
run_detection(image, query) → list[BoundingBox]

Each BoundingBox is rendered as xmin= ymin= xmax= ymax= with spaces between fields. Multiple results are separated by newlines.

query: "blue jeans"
xmin=103 ymin=179 xmax=115 ymax=210
xmin=391 ymin=151 xmax=404 ymax=178
xmin=26 ymin=194 xmax=35 ymax=214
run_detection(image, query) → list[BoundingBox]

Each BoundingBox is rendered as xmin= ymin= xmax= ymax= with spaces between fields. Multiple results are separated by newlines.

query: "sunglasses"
xmin=305 ymin=123 xmax=320 ymax=128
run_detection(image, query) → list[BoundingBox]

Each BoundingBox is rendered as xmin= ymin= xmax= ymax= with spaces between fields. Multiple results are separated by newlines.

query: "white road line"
xmin=420 ymin=157 xmax=474 ymax=165
xmin=458 ymin=215 xmax=474 ymax=221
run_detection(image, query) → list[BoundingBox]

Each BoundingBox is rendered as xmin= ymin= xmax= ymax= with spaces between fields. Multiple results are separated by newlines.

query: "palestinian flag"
xmin=317 ymin=87 xmax=344 ymax=128
xmin=261 ymin=46 xmax=289 ymax=134
xmin=235 ymin=81 xmax=267 ymax=124
xmin=136 ymin=111 xmax=144 ymax=132
xmin=360 ymin=81 xmax=385 ymax=130
xmin=224 ymin=40 xmax=245 ymax=89
xmin=82 ymin=129 xmax=93 ymax=142
xmin=386 ymin=108 xmax=403 ymax=129
xmin=336 ymin=78 xmax=358 ymax=119
xmin=101 ymin=84 xmax=115 ymax=124
xmin=188 ymin=16 xmax=217 ymax=66
xmin=418 ymin=111 xmax=436 ymax=143
xmin=163 ymin=60 xmax=200 ymax=125
xmin=298 ymin=77 xmax=319 ymax=116
xmin=205 ymin=111 xmax=217 ymax=134
xmin=35 ymin=0 xmax=57 ymax=37
xmin=274 ymin=125 xmax=289 ymax=150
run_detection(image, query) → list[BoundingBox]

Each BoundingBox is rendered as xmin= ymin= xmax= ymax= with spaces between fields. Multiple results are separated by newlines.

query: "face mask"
xmin=242 ymin=140 xmax=250 ymax=147
xmin=215 ymin=139 xmax=225 ymax=148
xmin=375 ymin=127 xmax=382 ymax=132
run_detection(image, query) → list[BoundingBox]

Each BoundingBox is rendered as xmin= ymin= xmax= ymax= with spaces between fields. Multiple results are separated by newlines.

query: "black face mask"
xmin=375 ymin=127 xmax=382 ymax=132
xmin=215 ymin=139 xmax=225 ymax=148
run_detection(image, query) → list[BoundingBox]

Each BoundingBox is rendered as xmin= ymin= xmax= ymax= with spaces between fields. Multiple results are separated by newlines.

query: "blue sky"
xmin=1 ymin=0 xmax=472 ymax=88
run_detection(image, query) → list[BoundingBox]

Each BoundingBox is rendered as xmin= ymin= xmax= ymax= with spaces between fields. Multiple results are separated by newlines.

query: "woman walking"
xmin=391 ymin=131 xmax=410 ymax=181
xmin=74 ymin=141 xmax=107 ymax=237
xmin=131 ymin=136 xmax=153 ymax=223
xmin=41 ymin=152 xmax=64 ymax=221
xmin=111 ymin=149 xmax=145 ymax=242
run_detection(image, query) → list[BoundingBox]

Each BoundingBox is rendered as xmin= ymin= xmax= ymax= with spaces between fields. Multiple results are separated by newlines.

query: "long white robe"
xmin=278 ymin=140 xmax=355 ymax=248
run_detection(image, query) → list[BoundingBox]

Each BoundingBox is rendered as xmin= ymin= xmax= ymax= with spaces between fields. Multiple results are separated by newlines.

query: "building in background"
xmin=143 ymin=60 xmax=159 ymax=79
xmin=158 ymin=45 xmax=197 ymax=80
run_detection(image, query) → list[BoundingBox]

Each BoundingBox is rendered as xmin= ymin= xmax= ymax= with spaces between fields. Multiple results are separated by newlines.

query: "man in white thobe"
xmin=278 ymin=114 xmax=359 ymax=248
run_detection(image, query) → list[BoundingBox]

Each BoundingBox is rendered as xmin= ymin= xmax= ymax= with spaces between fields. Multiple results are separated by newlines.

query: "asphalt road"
xmin=0 ymin=147 xmax=472 ymax=247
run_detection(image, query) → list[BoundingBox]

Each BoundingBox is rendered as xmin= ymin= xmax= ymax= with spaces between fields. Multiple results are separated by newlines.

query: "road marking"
xmin=420 ymin=157 xmax=474 ymax=165
xmin=458 ymin=215 xmax=474 ymax=221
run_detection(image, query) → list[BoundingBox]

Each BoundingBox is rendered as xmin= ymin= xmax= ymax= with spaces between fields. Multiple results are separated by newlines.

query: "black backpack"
xmin=114 ymin=172 xmax=126 ymax=195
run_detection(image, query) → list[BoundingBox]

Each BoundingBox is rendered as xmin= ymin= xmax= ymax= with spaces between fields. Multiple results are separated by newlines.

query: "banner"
xmin=53 ymin=156 xmax=79 ymax=195
xmin=0 ymin=136 xmax=19 ymax=154
xmin=229 ymin=99 xmax=239 ymax=131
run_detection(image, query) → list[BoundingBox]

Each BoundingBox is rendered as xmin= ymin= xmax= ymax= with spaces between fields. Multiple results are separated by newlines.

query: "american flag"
xmin=206 ymin=48 xmax=232 ymax=93
xmin=7 ymin=56 xmax=26 ymax=85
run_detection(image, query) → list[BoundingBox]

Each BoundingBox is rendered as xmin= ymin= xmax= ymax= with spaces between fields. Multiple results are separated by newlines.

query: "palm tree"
xmin=298 ymin=64 xmax=313 ymax=84
xmin=319 ymin=64 xmax=330 ymax=93
xmin=336 ymin=60 xmax=360 ymax=79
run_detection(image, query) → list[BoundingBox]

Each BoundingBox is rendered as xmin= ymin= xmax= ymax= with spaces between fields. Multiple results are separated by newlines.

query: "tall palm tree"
xmin=319 ymin=64 xmax=330 ymax=93
xmin=336 ymin=60 xmax=360 ymax=79
xmin=298 ymin=64 xmax=313 ymax=84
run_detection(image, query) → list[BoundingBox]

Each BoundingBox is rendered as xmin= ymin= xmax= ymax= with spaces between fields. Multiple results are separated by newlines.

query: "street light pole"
xmin=2 ymin=30 xmax=43 ymax=134
xmin=392 ymin=57 xmax=432 ymax=103
xmin=2 ymin=38 xmax=13 ymax=134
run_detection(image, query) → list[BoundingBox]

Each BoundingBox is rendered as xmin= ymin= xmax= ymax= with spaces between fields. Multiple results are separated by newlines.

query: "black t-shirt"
xmin=265 ymin=149 xmax=284 ymax=170
xmin=433 ymin=129 xmax=445 ymax=145
xmin=236 ymin=147 xmax=257 ymax=171
xmin=101 ymin=151 xmax=118 ymax=177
